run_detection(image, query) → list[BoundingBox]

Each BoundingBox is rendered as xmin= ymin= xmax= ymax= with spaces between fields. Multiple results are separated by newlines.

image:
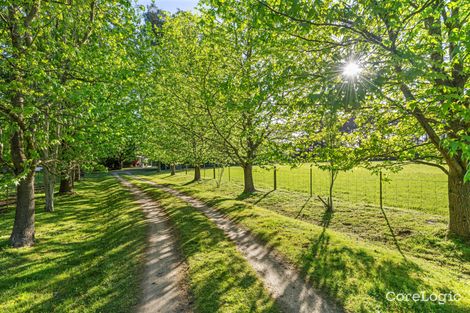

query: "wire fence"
xmin=0 ymin=172 xmax=44 ymax=213
xmin=179 ymin=164 xmax=448 ymax=215
xmin=0 ymin=164 xmax=447 ymax=216
xmin=0 ymin=185 xmax=15 ymax=213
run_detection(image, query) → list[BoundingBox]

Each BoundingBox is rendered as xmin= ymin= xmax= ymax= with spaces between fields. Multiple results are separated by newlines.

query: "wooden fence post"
xmin=310 ymin=164 xmax=313 ymax=197
xmin=274 ymin=166 xmax=277 ymax=190
xmin=379 ymin=171 xmax=383 ymax=210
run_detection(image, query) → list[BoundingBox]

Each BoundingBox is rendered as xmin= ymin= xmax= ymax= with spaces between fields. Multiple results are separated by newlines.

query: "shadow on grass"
xmin=295 ymin=196 xmax=313 ymax=219
xmin=381 ymin=210 xmax=407 ymax=260
xmin=0 ymin=175 xmax=147 ymax=313
xmin=236 ymin=192 xmax=255 ymax=201
xmin=253 ymin=190 xmax=275 ymax=205
xmin=182 ymin=179 xmax=202 ymax=186
xmin=173 ymin=184 xmax=467 ymax=313
xmin=299 ymin=215 xmax=466 ymax=313
xmin=309 ymin=208 xmax=333 ymax=259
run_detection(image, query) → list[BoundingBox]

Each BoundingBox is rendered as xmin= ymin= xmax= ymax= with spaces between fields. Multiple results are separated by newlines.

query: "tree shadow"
xmin=236 ymin=188 xmax=275 ymax=201
xmin=295 ymin=196 xmax=313 ymax=219
xmin=309 ymin=207 xmax=333 ymax=259
xmin=0 ymin=175 xmax=147 ymax=313
xmin=236 ymin=192 xmax=256 ymax=201
xmin=299 ymin=223 xmax=467 ymax=312
xmin=253 ymin=190 xmax=275 ymax=205
xmin=183 ymin=180 xmax=201 ymax=186
xmin=379 ymin=204 xmax=407 ymax=260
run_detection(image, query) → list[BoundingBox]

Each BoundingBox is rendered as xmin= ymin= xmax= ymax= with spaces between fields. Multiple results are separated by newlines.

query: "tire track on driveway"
xmin=115 ymin=174 xmax=192 ymax=313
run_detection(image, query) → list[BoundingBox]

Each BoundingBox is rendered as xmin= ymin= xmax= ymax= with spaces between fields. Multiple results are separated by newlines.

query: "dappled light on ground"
xmin=0 ymin=175 xmax=146 ymax=313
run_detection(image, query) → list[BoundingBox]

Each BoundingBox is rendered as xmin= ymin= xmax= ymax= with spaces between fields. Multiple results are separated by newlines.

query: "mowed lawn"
xmin=134 ymin=171 xmax=470 ymax=313
xmin=193 ymin=164 xmax=448 ymax=215
xmin=0 ymin=174 xmax=146 ymax=313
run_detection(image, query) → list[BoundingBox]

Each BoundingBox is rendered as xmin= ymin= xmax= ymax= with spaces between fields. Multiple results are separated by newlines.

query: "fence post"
xmin=228 ymin=166 xmax=231 ymax=181
xmin=6 ymin=187 xmax=9 ymax=210
xmin=185 ymin=164 xmax=188 ymax=175
xmin=274 ymin=165 xmax=277 ymax=190
xmin=310 ymin=164 xmax=313 ymax=197
xmin=203 ymin=164 xmax=206 ymax=178
xmin=379 ymin=171 xmax=383 ymax=210
xmin=213 ymin=164 xmax=216 ymax=179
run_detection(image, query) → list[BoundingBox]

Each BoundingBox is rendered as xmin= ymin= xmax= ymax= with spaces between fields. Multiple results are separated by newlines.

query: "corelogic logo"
xmin=386 ymin=291 xmax=461 ymax=305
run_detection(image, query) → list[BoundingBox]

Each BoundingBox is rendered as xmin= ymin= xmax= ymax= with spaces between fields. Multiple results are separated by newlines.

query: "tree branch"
xmin=410 ymin=160 xmax=449 ymax=175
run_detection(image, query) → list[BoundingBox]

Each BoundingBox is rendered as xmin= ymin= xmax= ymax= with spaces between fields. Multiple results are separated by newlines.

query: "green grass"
xmin=132 ymin=169 xmax=469 ymax=275
xmin=134 ymin=170 xmax=470 ymax=313
xmin=0 ymin=174 xmax=147 ymax=313
xmin=127 ymin=177 xmax=279 ymax=313
xmin=195 ymin=164 xmax=448 ymax=215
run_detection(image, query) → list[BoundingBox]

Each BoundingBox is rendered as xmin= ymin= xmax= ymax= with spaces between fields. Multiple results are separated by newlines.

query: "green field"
xmin=0 ymin=175 xmax=146 ymax=313
xmin=194 ymin=164 xmax=449 ymax=215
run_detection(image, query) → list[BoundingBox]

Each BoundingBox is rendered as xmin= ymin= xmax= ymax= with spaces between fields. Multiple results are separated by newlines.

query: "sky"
xmin=136 ymin=0 xmax=199 ymax=13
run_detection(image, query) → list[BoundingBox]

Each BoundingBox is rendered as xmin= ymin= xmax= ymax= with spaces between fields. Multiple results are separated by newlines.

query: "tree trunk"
xmin=171 ymin=164 xmax=176 ymax=176
xmin=74 ymin=165 xmax=81 ymax=182
xmin=243 ymin=163 xmax=256 ymax=193
xmin=10 ymin=126 xmax=36 ymax=247
xmin=448 ymin=165 xmax=470 ymax=239
xmin=10 ymin=171 xmax=35 ymax=247
xmin=59 ymin=172 xmax=73 ymax=194
xmin=328 ymin=170 xmax=337 ymax=211
xmin=71 ymin=168 xmax=75 ymax=189
xmin=43 ymin=166 xmax=55 ymax=212
xmin=193 ymin=165 xmax=201 ymax=181
xmin=42 ymin=105 xmax=59 ymax=213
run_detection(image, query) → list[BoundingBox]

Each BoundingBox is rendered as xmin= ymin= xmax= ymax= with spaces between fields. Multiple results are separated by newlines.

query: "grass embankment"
xmin=127 ymin=177 xmax=279 ymax=313
xmin=135 ymin=171 xmax=470 ymax=313
xmin=0 ymin=174 xmax=146 ymax=313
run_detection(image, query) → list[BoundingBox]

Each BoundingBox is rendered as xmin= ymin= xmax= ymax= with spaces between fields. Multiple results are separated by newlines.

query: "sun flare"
xmin=342 ymin=62 xmax=362 ymax=78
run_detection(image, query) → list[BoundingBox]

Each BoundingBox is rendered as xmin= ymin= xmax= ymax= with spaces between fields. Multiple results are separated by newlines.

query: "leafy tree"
xmin=143 ymin=12 xmax=220 ymax=181
xmin=143 ymin=2 xmax=167 ymax=39
xmin=0 ymin=0 xmax=140 ymax=247
xmin=297 ymin=108 xmax=361 ymax=211
xmin=256 ymin=0 xmax=470 ymax=239
xmin=190 ymin=2 xmax=300 ymax=193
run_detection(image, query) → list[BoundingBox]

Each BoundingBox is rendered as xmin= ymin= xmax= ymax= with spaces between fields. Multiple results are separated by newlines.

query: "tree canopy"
xmin=1 ymin=0 xmax=469 ymax=244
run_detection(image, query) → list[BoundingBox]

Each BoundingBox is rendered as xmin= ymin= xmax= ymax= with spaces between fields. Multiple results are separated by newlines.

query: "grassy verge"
xmin=0 ymin=174 xmax=146 ymax=313
xmin=135 ymin=171 xmax=470 ymax=313
xmin=127 ymin=177 xmax=279 ymax=313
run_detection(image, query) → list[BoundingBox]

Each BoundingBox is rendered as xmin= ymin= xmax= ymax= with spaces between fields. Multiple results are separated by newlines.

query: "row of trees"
xmin=0 ymin=0 xmax=145 ymax=247
xmin=2 ymin=0 xmax=468 ymax=246
xmin=142 ymin=0 xmax=469 ymax=239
